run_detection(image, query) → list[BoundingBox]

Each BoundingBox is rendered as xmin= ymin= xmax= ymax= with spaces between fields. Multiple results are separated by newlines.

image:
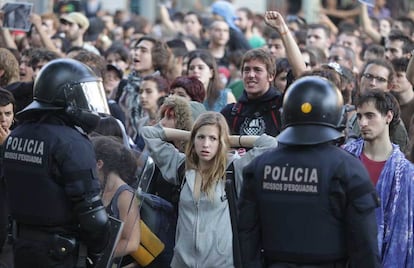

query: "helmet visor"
xmin=76 ymin=81 xmax=110 ymax=115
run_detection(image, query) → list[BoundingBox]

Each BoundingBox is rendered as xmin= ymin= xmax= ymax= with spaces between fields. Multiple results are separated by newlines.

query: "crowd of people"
xmin=0 ymin=0 xmax=413 ymax=267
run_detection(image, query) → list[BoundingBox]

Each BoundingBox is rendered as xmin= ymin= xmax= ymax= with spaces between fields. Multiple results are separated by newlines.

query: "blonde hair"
xmin=185 ymin=112 xmax=230 ymax=197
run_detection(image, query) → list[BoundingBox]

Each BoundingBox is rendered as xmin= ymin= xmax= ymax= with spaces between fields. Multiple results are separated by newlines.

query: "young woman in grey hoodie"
xmin=141 ymin=111 xmax=277 ymax=268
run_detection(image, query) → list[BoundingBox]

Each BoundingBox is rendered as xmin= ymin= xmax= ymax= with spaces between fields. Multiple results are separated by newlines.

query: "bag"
xmin=130 ymin=220 xmax=165 ymax=267
xmin=131 ymin=191 xmax=176 ymax=267
xmin=131 ymin=156 xmax=177 ymax=267
xmin=137 ymin=191 xmax=175 ymax=245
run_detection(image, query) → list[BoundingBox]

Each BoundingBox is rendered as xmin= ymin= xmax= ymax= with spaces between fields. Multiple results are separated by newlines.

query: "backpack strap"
xmin=269 ymin=97 xmax=281 ymax=132
xmin=224 ymin=162 xmax=242 ymax=268
xmin=177 ymin=161 xmax=186 ymax=191
xmin=230 ymin=102 xmax=243 ymax=133
xmin=231 ymin=97 xmax=282 ymax=135
xmin=171 ymin=161 xmax=187 ymax=207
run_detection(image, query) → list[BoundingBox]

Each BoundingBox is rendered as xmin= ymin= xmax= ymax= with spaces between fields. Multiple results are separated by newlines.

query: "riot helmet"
xmin=277 ymin=76 xmax=345 ymax=145
xmin=18 ymin=58 xmax=110 ymax=133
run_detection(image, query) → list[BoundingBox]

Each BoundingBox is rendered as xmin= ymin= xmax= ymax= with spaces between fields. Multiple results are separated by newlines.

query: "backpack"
xmin=230 ymin=97 xmax=282 ymax=135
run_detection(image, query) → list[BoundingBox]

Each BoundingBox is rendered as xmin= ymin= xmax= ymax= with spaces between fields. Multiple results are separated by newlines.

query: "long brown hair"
xmin=186 ymin=49 xmax=223 ymax=108
xmin=184 ymin=112 xmax=230 ymax=197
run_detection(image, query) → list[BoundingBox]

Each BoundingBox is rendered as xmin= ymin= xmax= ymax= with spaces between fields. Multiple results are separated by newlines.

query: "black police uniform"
xmin=2 ymin=58 xmax=112 ymax=268
xmin=2 ymin=114 xmax=105 ymax=267
xmin=240 ymin=144 xmax=380 ymax=267
xmin=238 ymin=76 xmax=381 ymax=268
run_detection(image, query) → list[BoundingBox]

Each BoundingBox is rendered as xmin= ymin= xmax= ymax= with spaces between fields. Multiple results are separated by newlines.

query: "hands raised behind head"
xmin=264 ymin=11 xmax=287 ymax=33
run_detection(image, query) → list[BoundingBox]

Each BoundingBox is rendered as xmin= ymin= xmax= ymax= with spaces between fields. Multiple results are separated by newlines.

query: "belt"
xmin=17 ymin=226 xmax=55 ymax=241
xmin=17 ymin=225 xmax=79 ymax=262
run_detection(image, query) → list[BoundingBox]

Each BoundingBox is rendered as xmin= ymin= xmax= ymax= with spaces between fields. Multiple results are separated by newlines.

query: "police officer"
xmin=239 ymin=76 xmax=381 ymax=268
xmin=2 ymin=58 xmax=113 ymax=267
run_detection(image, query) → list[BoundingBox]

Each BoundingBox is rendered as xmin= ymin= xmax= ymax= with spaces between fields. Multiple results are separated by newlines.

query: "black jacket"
xmin=239 ymin=143 xmax=381 ymax=268
xmin=221 ymin=87 xmax=282 ymax=136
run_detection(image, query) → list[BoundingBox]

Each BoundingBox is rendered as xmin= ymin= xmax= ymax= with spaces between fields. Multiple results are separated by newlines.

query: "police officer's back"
xmin=239 ymin=76 xmax=381 ymax=268
xmin=2 ymin=59 xmax=113 ymax=267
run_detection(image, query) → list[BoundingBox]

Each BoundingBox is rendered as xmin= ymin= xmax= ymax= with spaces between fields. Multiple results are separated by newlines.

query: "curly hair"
xmin=91 ymin=136 xmax=138 ymax=187
xmin=160 ymin=96 xmax=192 ymax=130
xmin=0 ymin=48 xmax=19 ymax=87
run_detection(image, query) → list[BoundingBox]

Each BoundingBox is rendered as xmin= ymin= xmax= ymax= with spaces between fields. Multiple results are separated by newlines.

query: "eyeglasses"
xmin=362 ymin=73 xmax=388 ymax=83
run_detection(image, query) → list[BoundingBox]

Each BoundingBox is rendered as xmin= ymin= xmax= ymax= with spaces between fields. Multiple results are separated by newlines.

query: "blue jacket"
xmin=343 ymin=138 xmax=414 ymax=267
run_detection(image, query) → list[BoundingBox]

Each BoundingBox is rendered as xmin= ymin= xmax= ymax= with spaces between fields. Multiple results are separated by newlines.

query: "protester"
xmin=141 ymin=111 xmax=277 ymax=267
xmin=186 ymin=49 xmax=236 ymax=112
xmin=343 ymin=89 xmax=414 ymax=267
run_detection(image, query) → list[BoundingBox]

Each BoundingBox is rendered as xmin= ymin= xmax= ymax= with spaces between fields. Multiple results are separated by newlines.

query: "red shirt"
xmin=361 ymin=153 xmax=386 ymax=186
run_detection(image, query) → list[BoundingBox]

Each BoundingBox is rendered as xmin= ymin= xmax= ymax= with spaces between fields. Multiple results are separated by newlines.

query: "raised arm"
xmin=264 ymin=11 xmax=306 ymax=77
xmin=30 ymin=13 xmax=65 ymax=56
xmin=163 ymin=127 xmax=275 ymax=148
xmin=163 ymin=127 xmax=191 ymax=141
xmin=158 ymin=4 xmax=178 ymax=35
xmin=0 ymin=12 xmax=18 ymax=50
xmin=359 ymin=3 xmax=382 ymax=44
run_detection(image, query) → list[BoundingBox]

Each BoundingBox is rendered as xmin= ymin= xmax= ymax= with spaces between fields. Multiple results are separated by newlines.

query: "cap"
xmin=106 ymin=64 xmax=123 ymax=80
xmin=211 ymin=0 xmax=235 ymax=19
xmin=210 ymin=0 xmax=238 ymax=30
xmin=60 ymin=12 xmax=89 ymax=30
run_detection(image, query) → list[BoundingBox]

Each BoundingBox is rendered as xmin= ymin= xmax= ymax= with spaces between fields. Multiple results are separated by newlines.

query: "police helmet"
xmin=19 ymin=58 xmax=110 ymax=132
xmin=277 ymin=76 xmax=345 ymax=145
xmin=20 ymin=58 xmax=109 ymax=114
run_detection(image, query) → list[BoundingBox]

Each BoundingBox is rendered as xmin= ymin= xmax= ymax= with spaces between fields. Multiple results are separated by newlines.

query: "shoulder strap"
xmin=224 ymin=162 xmax=242 ymax=268
xmin=171 ymin=161 xmax=186 ymax=206
xmin=110 ymin=184 xmax=133 ymax=219
xmin=225 ymin=162 xmax=236 ymax=195
xmin=177 ymin=161 xmax=186 ymax=189
xmin=263 ymin=97 xmax=282 ymax=132
xmin=230 ymin=102 xmax=243 ymax=133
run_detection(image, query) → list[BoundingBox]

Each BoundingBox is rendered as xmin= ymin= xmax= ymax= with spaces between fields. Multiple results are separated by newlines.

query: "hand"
xmin=264 ymin=11 xmax=287 ymax=33
xmin=0 ymin=127 xmax=10 ymax=144
xmin=30 ymin=13 xmax=42 ymax=27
